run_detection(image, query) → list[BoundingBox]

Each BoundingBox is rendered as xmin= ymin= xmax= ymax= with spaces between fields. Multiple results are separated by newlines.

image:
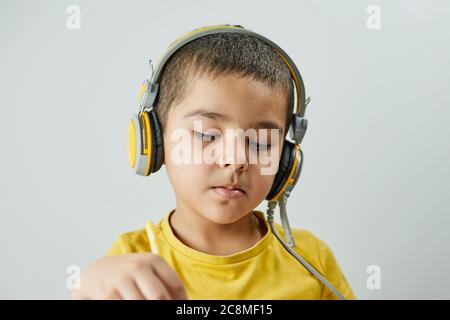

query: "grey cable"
xmin=266 ymin=201 xmax=347 ymax=300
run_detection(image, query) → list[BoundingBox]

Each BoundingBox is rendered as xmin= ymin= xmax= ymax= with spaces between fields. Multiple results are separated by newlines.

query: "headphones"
xmin=127 ymin=24 xmax=310 ymax=202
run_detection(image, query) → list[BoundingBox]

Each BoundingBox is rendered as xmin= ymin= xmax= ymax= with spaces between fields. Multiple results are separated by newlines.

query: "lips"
xmin=212 ymin=184 xmax=246 ymax=199
xmin=215 ymin=184 xmax=245 ymax=192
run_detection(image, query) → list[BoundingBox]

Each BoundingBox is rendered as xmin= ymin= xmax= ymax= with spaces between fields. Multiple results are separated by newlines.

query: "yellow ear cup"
xmin=127 ymin=119 xmax=137 ymax=168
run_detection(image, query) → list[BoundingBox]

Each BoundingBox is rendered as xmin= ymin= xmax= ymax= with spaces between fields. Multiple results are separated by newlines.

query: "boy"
xmin=72 ymin=25 xmax=356 ymax=300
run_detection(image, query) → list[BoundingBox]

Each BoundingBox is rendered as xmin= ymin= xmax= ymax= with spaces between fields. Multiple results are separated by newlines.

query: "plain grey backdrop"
xmin=1 ymin=0 xmax=449 ymax=299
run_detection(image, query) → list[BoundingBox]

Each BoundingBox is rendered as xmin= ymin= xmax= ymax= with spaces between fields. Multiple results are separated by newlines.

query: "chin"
xmin=200 ymin=206 xmax=248 ymax=225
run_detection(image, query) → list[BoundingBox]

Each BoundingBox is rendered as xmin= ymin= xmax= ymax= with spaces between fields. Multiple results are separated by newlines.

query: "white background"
xmin=1 ymin=0 xmax=449 ymax=299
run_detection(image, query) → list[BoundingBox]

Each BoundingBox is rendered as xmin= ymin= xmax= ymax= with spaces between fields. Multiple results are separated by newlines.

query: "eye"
xmin=249 ymin=140 xmax=271 ymax=151
xmin=194 ymin=131 xmax=217 ymax=142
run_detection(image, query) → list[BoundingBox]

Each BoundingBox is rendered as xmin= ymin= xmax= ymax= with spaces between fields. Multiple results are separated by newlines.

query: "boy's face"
xmin=162 ymin=73 xmax=288 ymax=225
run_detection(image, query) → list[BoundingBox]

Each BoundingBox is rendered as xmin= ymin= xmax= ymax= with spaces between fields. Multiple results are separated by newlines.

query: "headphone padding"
xmin=266 ymin=140 xmax=296 ymax=201
xmin=148 ymin=109 xmax=164 ymax=173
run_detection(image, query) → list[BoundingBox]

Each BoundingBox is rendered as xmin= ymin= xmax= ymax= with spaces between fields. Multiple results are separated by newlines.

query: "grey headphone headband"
xmin=149 ymin=25 xmax=307 ymax=118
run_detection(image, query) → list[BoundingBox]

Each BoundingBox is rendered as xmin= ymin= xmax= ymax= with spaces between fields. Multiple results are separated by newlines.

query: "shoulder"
xmin=273 ymin=224 xmax=357 ymax=300
xmin=291 ymin=228 xmax=333 ymax=267
xmin=105 ymin=227 xmax=151 ymax=256
xmin=272 ymin=223 xmax=327 ymax=256
xmin=273 ymin=224 xmax=330 ymax=268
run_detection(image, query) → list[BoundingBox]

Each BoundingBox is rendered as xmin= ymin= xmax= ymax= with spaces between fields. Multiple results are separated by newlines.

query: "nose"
xmin=217 ymin=130 xmax=249 ymax=172
xmin=219 ymin=158 xmax=249 ymax=172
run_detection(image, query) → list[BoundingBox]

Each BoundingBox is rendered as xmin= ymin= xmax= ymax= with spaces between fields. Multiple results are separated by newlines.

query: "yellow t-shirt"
xmin=106 ymin=209 xmax=356 ymax=300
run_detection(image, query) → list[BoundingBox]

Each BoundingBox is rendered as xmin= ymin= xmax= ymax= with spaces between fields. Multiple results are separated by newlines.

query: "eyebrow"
xmin=183 ymin=108 xmax=284 ymax=134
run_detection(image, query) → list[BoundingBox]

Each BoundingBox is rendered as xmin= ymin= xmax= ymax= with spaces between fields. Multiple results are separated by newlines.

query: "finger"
xmin=134 ymin=268 xmax=172 ymax=300
xmin=71 ymin=289 xmax=87 ymax=300
xmin=116 ymin=278 xmax=146 ymax=300
xmin=103 ymin=289 xmax=123 ymax=300
xmin=150 ymin=257 xmax=188 ymax=300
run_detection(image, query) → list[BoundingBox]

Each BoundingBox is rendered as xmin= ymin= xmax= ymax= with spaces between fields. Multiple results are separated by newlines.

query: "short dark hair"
xmin=154 ymin=32 xmax=294 ymax=134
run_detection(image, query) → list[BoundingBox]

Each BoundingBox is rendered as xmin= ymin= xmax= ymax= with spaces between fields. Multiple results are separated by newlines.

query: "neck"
xmin=169 ymin=202 xmax=267 ymax=256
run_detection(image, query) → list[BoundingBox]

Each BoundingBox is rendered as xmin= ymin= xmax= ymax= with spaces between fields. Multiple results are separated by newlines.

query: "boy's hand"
xmin=71 ymin=253 xmax=188 ymax=300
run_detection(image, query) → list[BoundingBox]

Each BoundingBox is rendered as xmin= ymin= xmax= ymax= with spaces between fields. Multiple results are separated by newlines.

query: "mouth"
xmin=212 ymin=185 xmax=246 ymax=199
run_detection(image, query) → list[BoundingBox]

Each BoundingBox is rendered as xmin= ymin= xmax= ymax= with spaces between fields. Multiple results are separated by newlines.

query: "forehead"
xmin=171 ymin=73 xmax=288 ymax=132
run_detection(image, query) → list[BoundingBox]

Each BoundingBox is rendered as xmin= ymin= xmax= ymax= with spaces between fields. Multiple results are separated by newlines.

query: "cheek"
xmin=163 ymin=128 xmax=213 ymax=187
xmin=248 ymin=166 xmax=276 ymax=199
xmin=164 ymin=144 xmax=211 ymax=192
xmin=166 ymin=163 xmax=211 ymax=200
xmin=167 ymin=162 xmax=217 ymax=201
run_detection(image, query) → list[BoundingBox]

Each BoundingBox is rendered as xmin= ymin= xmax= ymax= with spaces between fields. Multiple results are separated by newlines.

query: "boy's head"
xmin=155 ymin=32 xmax=294 ymax=225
